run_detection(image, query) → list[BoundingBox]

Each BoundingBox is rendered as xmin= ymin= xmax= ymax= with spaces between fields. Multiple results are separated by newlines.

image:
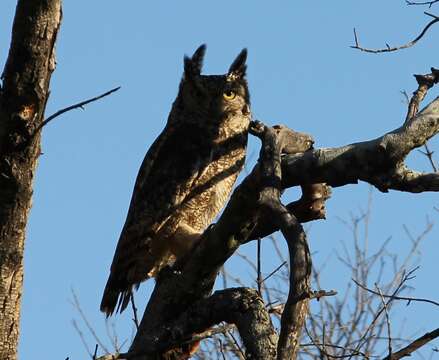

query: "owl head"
xmin=175 ymin=44 xmax=251 ymax=122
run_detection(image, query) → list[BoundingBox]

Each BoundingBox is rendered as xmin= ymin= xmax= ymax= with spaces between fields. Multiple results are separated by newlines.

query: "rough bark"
xmin=251 ymin=123 xmax=312 ymax=360
xmin=125 ymin=288 xmax=278 ymax=360
xmin=0 ymin=1 xmax=62 ymax=359
xmin=99 ymin=70 xmax=439 ymax=360
xmin=281 ymin=96 xmax=439 ymax=192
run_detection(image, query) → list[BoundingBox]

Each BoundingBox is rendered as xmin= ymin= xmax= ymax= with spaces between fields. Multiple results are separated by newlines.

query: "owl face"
xmin=177 ymin=45 xmax=251 ymax=122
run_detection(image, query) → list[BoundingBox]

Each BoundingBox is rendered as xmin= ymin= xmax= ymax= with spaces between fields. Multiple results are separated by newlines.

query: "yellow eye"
xmin=223 ymin=90 xmax=236 ymax=100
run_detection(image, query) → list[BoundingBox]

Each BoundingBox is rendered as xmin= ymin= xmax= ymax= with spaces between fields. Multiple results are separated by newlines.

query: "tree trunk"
xmin=0 ymin=1 xmax=62 ymax=359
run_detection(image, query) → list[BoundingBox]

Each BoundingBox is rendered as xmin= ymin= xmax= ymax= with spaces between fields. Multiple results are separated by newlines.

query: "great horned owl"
xmin=100 ymin=45 xmax=251 ymax=315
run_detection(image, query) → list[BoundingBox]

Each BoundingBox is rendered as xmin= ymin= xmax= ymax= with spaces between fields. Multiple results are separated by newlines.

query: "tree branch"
xmin=32 ymin=86 xmax=121 ymax=136
xmin=405 ymin=68 xmax=439 ymax=124
xmin=406 ymin=0 xmax=439 ymax=7
xmin=382 ymin=327 xmax=439 ymax=360
xmin=351 ymin=12 xmax=439 ymax=53
xmin=353 ymin=278 xmax=439 ymax=307
xmin=250 ymin=123 xmax=312 ymax=360
xmin=281 ymin=69 xmax=439 ymax=193
xmin=118 ymin=288 xmax=277 ymax=360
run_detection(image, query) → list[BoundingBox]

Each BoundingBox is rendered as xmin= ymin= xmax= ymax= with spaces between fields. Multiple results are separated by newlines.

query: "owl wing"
xmin=100 ymin=121 xmax=212 ymax=315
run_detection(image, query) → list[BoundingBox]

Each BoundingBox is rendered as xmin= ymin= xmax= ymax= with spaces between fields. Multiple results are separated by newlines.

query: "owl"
xmin=100 ymin=45 xmax=251 ymax=316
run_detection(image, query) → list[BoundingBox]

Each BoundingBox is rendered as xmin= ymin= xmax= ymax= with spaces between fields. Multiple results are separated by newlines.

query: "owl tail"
xmin=100 ymin=275 xmax=132 ymax=316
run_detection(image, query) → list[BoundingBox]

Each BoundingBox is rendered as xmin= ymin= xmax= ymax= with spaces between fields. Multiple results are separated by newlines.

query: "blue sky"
xmin=1 ymin=1 xmax=438 ymax=359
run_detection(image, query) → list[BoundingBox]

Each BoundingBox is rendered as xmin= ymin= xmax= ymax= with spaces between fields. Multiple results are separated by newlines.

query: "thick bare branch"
xmin=250 ymin=123 xmax=319 ymax=360
xmin=281 ymin=74 xmax=439 ymax=193
xmin=119 ymin=288 xmax=277 ymax=360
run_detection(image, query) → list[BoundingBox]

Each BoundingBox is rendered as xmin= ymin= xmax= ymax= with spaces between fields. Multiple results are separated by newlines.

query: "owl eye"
xmin=223 ymin=90 xmax=236 ymax=101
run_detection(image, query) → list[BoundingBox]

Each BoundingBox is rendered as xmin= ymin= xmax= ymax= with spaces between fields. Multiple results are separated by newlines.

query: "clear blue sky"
xmin=0 ymin=1 xmax=438 ymax=359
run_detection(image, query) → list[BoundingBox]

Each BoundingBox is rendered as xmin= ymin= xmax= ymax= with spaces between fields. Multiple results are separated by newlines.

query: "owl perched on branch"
xmin=101 ymin=45 xmax=251 ymax=316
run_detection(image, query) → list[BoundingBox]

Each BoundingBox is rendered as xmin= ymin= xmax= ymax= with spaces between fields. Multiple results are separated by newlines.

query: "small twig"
xmin=419 ymin=143 xmax=438 ymax=171
xmin=304 ymin=325 xmax=368 ymax=358
xmin=130 ymin=293 xmax=139 ymax=330
xmin=301 ymin=343 xmax=370 ymax=358
xmin=72 ymin=319 xmax=93 ymax=358
xmin=33 ymin=86 xmax=121 ymax=136
xmin=309 ymin=289 xmax=338 ymax=300
xmin=227 ymin=330 xmax=246 ymax=359
xmin=262 ymin=260 xmax=287 ymax=283
xmin=401 ymin=90 xmax=410 ymax=105
xmin=353 ymin=28 xmax=359 ymax=47
xmin=376 ymin=285 xmax=393 ymax=360
xmin=93 ymin=344 xmax=99 ymax=360
xmin=218 ymin=338 xmax=226 ymax=360
xmin=257 ymin=238 xmax=262 ymax=296
xmin=406 ymin=0 xmax=439 ymax=7
xmin=351 ymin=13 xmax=439 ymax=53
xmin=220 ymin=266 xmax=228 ymax=289
xmin=70 ymin=289 xmax=109 ymax=354
xmin=353 ymin=278 xmax=439 ymax=307
xmin=349 ymin=268 xmax=418 ymax=358
xmin=182 ymin=324 xmax=236 ymax=345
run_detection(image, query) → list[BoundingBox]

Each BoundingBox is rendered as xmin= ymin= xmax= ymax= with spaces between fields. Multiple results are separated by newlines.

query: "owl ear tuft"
xmin=228 ymin=48 xmax=247 ymax=80
xmin=184 ymin=44 xmax=206 ymax=78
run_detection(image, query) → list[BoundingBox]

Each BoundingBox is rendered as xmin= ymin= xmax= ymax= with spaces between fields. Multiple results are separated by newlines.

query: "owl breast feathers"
xmin=100 ymin=45 xmax=252 ymax=315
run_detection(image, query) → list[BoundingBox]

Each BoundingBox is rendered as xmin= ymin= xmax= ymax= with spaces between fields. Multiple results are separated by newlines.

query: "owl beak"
xmin=242 ymin=104 xmax=251 ymax=116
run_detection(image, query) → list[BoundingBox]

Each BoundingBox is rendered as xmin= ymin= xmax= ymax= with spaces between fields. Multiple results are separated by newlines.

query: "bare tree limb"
xmin=404 ymin=68 xmax=439 ymax=171
xmin=70 ymin=289 xmax=109 ymax=354
xmin=419 ymin=143 xmax=437 ymax=171
xmin=350 ymin=268 xmax=418 ymax=358
xmin=383 ymin=327 xmax=439 ymax=360
xmin=351 ymin=12 xmax=439 ymax=53
xmin=406 ymin=0 xmax=439 ymax=7
xmin=281 ymin=69 xmax=439 ymax=194
xmin=130 ymin=294 xmax=139 ymax=330
xmin=109 ymin=288 xmax=277 ymax=360
xmin=250 ymin=122 xmax=312 ymax=360
xmin=376 ymin=285 xmax=393 ymax=360
xmin=183 ymin=324 xmax=236 ymax=345
xmin=353 ymin=279 xmax=439 ymax=307
xmin=405 ymin=68 xmax=439 ymax=124
xmin=32 ymin=86 xmax=121 ymax=136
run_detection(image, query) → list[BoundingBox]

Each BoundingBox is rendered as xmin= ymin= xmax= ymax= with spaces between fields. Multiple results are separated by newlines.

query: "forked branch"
xmin=351 ymin=12 xmax=439 ymax=53
xmin=406 ymin=0 xmax=439 ymax=7
xmin=281 ymin=68 xmax=439 ymax=194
